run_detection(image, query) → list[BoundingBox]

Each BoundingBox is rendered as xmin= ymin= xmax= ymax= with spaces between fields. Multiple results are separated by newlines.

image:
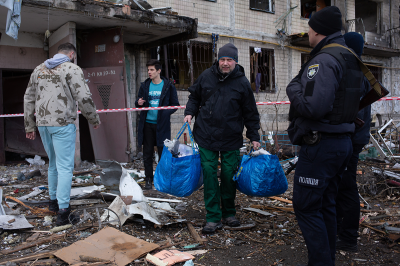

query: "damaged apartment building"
xmin=1 ymin=0 xmax=399 ymax=164
xmin=148 ymin=0 xmax=400 ymax=146
xmin=0 ymin=0 xmax=197 ymax=164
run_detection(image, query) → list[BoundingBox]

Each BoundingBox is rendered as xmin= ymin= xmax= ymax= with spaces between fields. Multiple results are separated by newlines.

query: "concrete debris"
xmin=1 ymin=138 xmax=400 ymax=265
xmin=0 ymin=215 xmax=33 ymax=230
xmin=0 ymin=189 xmax=5 ymax=215
xmin=17 ymin=169 xmax=41 ymax=181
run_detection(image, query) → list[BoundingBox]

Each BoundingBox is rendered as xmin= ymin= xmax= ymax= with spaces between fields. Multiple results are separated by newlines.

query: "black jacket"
xmin=286 ymin=32 xmax=356 ymax=144
xmin=135 ymin=77 xmax=179 ymax=147
xmin=352 ymin=77 xmax=372 ymax=145
xmin=184 ymin=63 xmax=260 ymax=151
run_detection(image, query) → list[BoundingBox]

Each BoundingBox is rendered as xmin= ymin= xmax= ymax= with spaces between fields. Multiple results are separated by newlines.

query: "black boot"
xmin=144 ymin=177 xmax=152 ymax=190
xmin=56 ymin=206 xmax=80 ymax=226
xmin=49 ymin=199 xmax=59 ymax=213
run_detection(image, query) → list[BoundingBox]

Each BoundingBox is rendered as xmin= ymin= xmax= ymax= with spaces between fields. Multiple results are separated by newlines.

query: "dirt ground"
xmin=1 ymin=159 xmax=400 ymax=266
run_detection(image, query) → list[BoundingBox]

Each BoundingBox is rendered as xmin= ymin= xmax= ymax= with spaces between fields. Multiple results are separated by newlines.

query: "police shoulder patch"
xmin=307 ymin=64 xmax=319 ymax=79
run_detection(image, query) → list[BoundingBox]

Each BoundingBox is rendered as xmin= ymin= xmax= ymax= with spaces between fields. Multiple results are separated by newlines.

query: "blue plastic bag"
xmin=233 ymin=152 xmax=288 ymax=197
xmin=154 ymin=123 xmax=203 ymax=197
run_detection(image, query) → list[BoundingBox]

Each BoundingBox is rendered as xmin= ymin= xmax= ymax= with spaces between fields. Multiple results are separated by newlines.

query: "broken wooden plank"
xmin=268 ymin=196 xmax=292 ymax=204
xmin=224 ymin=223 xmax=256 ymax=231
xmin=250 ymin=204 xmax=294 ymax=212
xmin=147 ymin=197 xmax=183 ymax=203
xmin=368 ymin=221 xmax=400 ymax=226
xmin=24 ymin=258 xmax=57 ymax=266
xmin=70 ymin=262 xmax=112 ymax=266
xmin=73 ymin=169 xmax=101 ymax=176
xmin=360 ymin=209 xmax=387 ymax=213
xmin=26 ymin=232 xmax=41 ymax=242
xmin=0 ymin=251 xmax=55 ymax=264
xmin=360 ymin=223 xmax=387 ymax=235
xmin=186 ymin=222 xmax=206 ymax=243
xmin=0 ymin=226 xmax=92 ymax=255
xmin=243 ymin=207 xmax=275 ymax=217
xmin=70 ymin=199 xmax=103 ymax=206
xmin=157 ymin=240 xmax=185 ymax=250
xmin=79 ymin=255 xmax=111 ymax=263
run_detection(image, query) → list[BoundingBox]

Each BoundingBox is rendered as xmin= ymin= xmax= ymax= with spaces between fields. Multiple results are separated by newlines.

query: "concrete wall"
xmin=0 ymin=30 xmax=47 ymax=70
xmin=137 ymin=0 xmax=400 ymax=151
xmin=49 ymin=22 xmax=76 ymax=58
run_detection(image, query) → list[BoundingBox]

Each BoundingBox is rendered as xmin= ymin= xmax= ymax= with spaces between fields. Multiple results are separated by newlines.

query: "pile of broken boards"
xmin=0 ymin=160 xmax=206 ymax=266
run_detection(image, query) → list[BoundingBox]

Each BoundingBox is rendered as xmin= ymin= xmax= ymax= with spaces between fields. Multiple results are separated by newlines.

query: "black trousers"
xmin=143 ymin=122 xmax=163 ymax=180
xmin=293 ymin=135 xmax=352 ymax=266
xmin=336 ymin=144 xmax=364 ymax=245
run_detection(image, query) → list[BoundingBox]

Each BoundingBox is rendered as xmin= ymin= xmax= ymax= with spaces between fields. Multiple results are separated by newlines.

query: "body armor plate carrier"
xmin=316 ymin=46 xmax=364 ymax=124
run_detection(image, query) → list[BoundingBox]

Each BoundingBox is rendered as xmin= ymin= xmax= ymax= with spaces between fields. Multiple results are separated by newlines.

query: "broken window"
xmin=367 ymin=65 xmax=382 ymax=83
xmin=250 ymin=0 xmax=275 ymax=13
xmin=249 ymin=47 xmax=275 ymax=93
xmin=355 ymin=0 xmax=381 ymax=34
xmin=301 ymin=53 xmax=311 ymax=65
xmin=160 ymin=41 xmax=214 ymax=90
xmin=301 ymin=0 xmax=331 ymax=19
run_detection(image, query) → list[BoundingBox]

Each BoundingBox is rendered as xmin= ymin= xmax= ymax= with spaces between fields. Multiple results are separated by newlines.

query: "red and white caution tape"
xmin=1 ymin=97 xmax=399 ymax=118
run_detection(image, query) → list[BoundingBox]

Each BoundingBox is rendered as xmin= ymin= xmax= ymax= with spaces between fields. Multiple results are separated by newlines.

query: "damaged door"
xmin=83 ymin=66 xmax=129 ymax=162
xmin=3 ymin=73 xmax=46 ymax=157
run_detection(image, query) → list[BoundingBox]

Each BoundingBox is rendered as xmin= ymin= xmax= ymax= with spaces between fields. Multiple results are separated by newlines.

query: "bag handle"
xmin=321 ymin=43 xmax=387 ymax=97
xmin=174 ymin=122 xmax=198 ymax=155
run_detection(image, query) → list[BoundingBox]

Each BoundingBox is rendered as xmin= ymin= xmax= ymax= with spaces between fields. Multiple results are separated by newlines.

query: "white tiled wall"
xmin=136 ymin=0 xmax=399 ymax=149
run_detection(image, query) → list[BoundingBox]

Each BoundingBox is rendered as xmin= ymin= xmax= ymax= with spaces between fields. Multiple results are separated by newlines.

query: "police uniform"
xmin=286 ymin=7 xmax=364 ymax=266
xmin=336 ymin=32 xmax=372 ymax=251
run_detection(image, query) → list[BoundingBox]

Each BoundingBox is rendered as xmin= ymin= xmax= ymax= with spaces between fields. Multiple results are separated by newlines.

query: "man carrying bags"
xmin=184 ymin=43 xmax=261 ymax=234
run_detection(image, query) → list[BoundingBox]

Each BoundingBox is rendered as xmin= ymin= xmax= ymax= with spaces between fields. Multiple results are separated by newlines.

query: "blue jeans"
xmin=293 ymin=134 xmax=352 ymax=266
xmin=38 ymin=124 xmax=76 ymax=209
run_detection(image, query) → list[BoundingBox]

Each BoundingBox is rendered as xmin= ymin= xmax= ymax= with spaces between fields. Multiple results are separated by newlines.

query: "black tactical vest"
xmin=316 ymin=46 xmax=364 ymax=124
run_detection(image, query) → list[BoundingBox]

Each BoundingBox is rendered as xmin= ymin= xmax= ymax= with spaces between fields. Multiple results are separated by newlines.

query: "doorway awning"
xmin=0 ymin=0 xmax=197 ymax=46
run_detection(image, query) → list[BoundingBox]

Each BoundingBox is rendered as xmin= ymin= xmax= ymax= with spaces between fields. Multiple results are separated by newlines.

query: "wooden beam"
xmin=0 ymin=69 xmax=5 ymax=165
xmin=186 ymin=222 xmax=206 ymax=243
xmin=0 ymin=251 xmax=55 ymax=264
xmin=268 ymin=196 xmax=292 ymax=204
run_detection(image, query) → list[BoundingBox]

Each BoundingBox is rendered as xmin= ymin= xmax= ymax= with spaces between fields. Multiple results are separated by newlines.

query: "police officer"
xmin=286 ymin=6 xmax=364 ymax=266
xmin=336 ymin=32 xmax=372 ymax=252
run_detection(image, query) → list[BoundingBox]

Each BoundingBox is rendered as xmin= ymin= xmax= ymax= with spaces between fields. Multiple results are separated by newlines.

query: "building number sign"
xmin=87 ymin=70 xmax=116 ymax=78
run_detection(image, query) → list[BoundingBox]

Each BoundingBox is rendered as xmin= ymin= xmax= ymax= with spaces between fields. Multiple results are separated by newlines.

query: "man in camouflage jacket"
xmin=24 ymin=43 xmax=100 ymax=225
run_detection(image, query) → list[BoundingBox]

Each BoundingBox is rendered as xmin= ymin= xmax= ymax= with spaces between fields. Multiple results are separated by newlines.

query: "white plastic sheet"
xmin=119 ymin=166 xmax=148 ymax=202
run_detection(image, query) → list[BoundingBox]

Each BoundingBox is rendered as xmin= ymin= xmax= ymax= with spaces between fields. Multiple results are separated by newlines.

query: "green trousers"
xmin=199 ymin=146 xmax=240 ymax=223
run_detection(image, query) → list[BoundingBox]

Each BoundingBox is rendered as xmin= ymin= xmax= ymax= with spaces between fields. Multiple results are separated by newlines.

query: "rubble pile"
xmin=1 ymin=147 xmax=400 ymax=266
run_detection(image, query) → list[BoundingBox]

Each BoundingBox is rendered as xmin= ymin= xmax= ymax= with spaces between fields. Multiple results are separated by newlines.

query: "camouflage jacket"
xmin=24 ymin=62 xmax=100 ymax=132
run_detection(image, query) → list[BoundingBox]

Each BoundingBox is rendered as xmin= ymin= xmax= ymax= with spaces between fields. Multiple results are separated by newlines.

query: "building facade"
xmin=143 ymin=0 xmax=400 ymax=148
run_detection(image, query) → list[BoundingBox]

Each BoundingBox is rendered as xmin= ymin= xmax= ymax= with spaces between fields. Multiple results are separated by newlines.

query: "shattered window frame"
xmin=366 ymin=64 xmax=383 ymax=83
xmin=249 ymin=0 xmax=275 ymax=14
xmin=355 ymin=0 xmax=381 ymax=34
xmin=160 ymin=41 xmax=214 ymax=91
xmin=249 ymin=47 xmax=276 ymax=93
xmin=301 ymin=53 xmax=311 ymax=65
xmin=300 ymin=0 xmax=331 ymax=19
